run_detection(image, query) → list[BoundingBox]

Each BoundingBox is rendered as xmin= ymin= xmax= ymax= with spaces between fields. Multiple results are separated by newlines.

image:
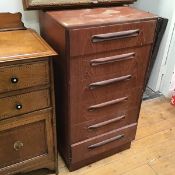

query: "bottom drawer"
xmin=71 ymin=123 xmax=137 ymax=164
xmin=0 ymin=110 xmax=54 ymax=170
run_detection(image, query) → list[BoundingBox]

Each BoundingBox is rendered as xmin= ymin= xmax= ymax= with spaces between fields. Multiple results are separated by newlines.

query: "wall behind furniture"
xmin=0 ymin=0 xmax=39 ymax=32
xmin=134 ymin=0 xmax=175 ymax=97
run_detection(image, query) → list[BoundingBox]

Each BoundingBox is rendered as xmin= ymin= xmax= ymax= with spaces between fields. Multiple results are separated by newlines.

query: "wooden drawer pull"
xmin=92 ymin=29 xmax=140 ymax=43
xmin=90 ymin=52 xmax=135 ymax=66
xmin=88 ymin=134 xmax=124 ymax=149
xmin=89 ymin=75 xmax=132 ymax=89
xmin=88 ymin=115 xmax=126 ymax=129
xmin=88 ymin=97 xmax=128 ymax=111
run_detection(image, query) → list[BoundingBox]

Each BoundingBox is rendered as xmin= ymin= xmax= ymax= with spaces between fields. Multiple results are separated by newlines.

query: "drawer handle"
xmin=11 ymin=77 xmax=19 ymax=84
xmin=88 ymin=97 xmax=128 ymax=111
xmin=90 ymin=52 xmax=135 ymax=66
xmin=16 ymin=103 xmax=23 ymax=110
xmin=92 ymin=29 xmax=140 ymax=43
xmin=88 ymin=134 xmax=124 ymax=149
xmin=14 ymin=141 xmax=24 ymax=151
xmin=89 ymin=75 xmax=132 ymax=90
xmin=88 ymin=115 xmax=126 ymax=129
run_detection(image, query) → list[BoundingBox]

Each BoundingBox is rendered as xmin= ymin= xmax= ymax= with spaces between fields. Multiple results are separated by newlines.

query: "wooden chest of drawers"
xmin=39 ymin=6 xmax=158 ymax=171
xmin=0 ymin=13 xmax=58 ymax=175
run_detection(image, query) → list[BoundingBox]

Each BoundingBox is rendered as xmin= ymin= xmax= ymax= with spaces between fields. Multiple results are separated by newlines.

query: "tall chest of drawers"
xmin=40 ymin=7 xmax=158 ymax=171
xmin=0 ymin=13 xmax=58 ymax=174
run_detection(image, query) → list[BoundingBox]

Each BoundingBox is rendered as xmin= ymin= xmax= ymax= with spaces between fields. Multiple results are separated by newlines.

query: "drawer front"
xmin=0 ymin=89 xmax=50 ymax=120
xmin=70 ymin=46 xmax=152 ymax=90
xmin=71 ymin=109 xmax=139 ymax=143
xmin=70 ymin=20 xmax=156 ymax=56
xmin=70 ymin=79 xmax=142 ymax=123
xmin=0 ymin=61 xmax=49 ymax=94
xmin=0 ymin=111 xmax=54 ymax=169
xmin=71 ymin=124 xmax=137 ymax=164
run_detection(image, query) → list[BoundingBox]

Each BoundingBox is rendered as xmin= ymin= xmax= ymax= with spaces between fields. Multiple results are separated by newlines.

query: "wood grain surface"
xmin=40 ymin=6 xmax=158 ymax=171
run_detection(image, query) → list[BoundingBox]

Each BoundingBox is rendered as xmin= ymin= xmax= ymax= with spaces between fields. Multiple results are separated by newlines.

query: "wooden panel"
xmin=39 ymin=6 xmax=158 ymax=171
xmin=0 ymin=29 xmax=57 ymax=62
xmin=0 ymin=13 xmax=25 ymax=31
xmin=70 ymin=20 xmax=156 ymax=56
xmin=44 ymin=7 xmax=157 ymax=28
xmin=71 ymin=124 xmax=137 ymax=164
xmin=0 ymin=110 xmax=54 ymax=170
xmin=70 ymin=46 xmax=152 ymax=90
xmin=70 ymin=84 xmax=142 ymax=124
xmin=71 ymin=108 xmax=139 ymax=143
xmin=0 ymin=89 xmax=50 ymax=120
xmin=0 ymin=61 xmax=49 ymax=93
xmin=23 ymin=0 xmax=136 ymax=10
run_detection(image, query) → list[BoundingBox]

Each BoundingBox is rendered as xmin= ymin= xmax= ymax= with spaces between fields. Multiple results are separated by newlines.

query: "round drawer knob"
xmin=14 ymin=141 xmax=24 ymax=151
xmin=11 ymin=77 xmax=19 ymax=84
xmin=16 ymin=104 xmax=23 ymax=110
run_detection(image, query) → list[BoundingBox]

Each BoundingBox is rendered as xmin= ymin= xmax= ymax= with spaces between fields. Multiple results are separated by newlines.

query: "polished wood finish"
xmin=0 ymin=13 xmax=58 ymax=175
xmin=39 ymin=7 xmax=158 ymax=171
xmin=23 ymin=0 xmax=137 ymax=10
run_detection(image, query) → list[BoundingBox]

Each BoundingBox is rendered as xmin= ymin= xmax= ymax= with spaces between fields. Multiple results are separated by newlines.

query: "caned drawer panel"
xmin=70 ymin=46 xmax=152 ymax=90
xmin=70 ymin=84 xmax=142 ymax=124
xmin=0 ymin=111 xmax=54 ymax=169
xmin=71 ymin=109 xmax=139 ymax=143
xmin=69 ymin=20 xmax=156 ymax=56
xmin=0 ymin=89 xmax=50 ymax=120
xmin=0 ymin=60 xmax=49 ymax=94
xmin=71 ymin=123 xmax=137 ymax=164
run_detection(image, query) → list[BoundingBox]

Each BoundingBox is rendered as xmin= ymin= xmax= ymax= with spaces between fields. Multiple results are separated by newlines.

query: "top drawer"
xmin=0 ymin=60 xmax=49 ymax=94
xmin=69 ymin=20 xmax=157 ymax=56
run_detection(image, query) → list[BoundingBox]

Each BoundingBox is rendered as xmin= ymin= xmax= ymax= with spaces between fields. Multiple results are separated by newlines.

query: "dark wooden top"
xmin=46 ymin=7 xmax=158 ymax=28
xmin=0 ymin=29 xmax=57 ymax=62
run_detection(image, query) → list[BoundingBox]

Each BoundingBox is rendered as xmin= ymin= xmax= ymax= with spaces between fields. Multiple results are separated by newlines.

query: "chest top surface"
xmin=46 ymin=6 xmax=158 ymax=28
xmin=0 ymin=29 xmax=57 ymax=62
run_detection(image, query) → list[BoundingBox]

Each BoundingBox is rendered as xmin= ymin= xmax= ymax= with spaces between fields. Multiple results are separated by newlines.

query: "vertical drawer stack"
xmin=39 ymin=6 xmax=158 ymax=171
xmin=0 ymin=28 xmax=58 ymax=175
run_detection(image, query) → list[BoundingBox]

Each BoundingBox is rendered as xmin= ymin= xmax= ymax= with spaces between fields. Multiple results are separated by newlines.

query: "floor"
xmin=143 ymin=87 xmax=162 ymax=101
xmin=29 ymin=97 xmax=175 ymax=175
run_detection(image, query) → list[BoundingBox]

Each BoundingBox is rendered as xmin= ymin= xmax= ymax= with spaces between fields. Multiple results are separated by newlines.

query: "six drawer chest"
xmin=39 ymin=6 xmax=158 ymax=170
